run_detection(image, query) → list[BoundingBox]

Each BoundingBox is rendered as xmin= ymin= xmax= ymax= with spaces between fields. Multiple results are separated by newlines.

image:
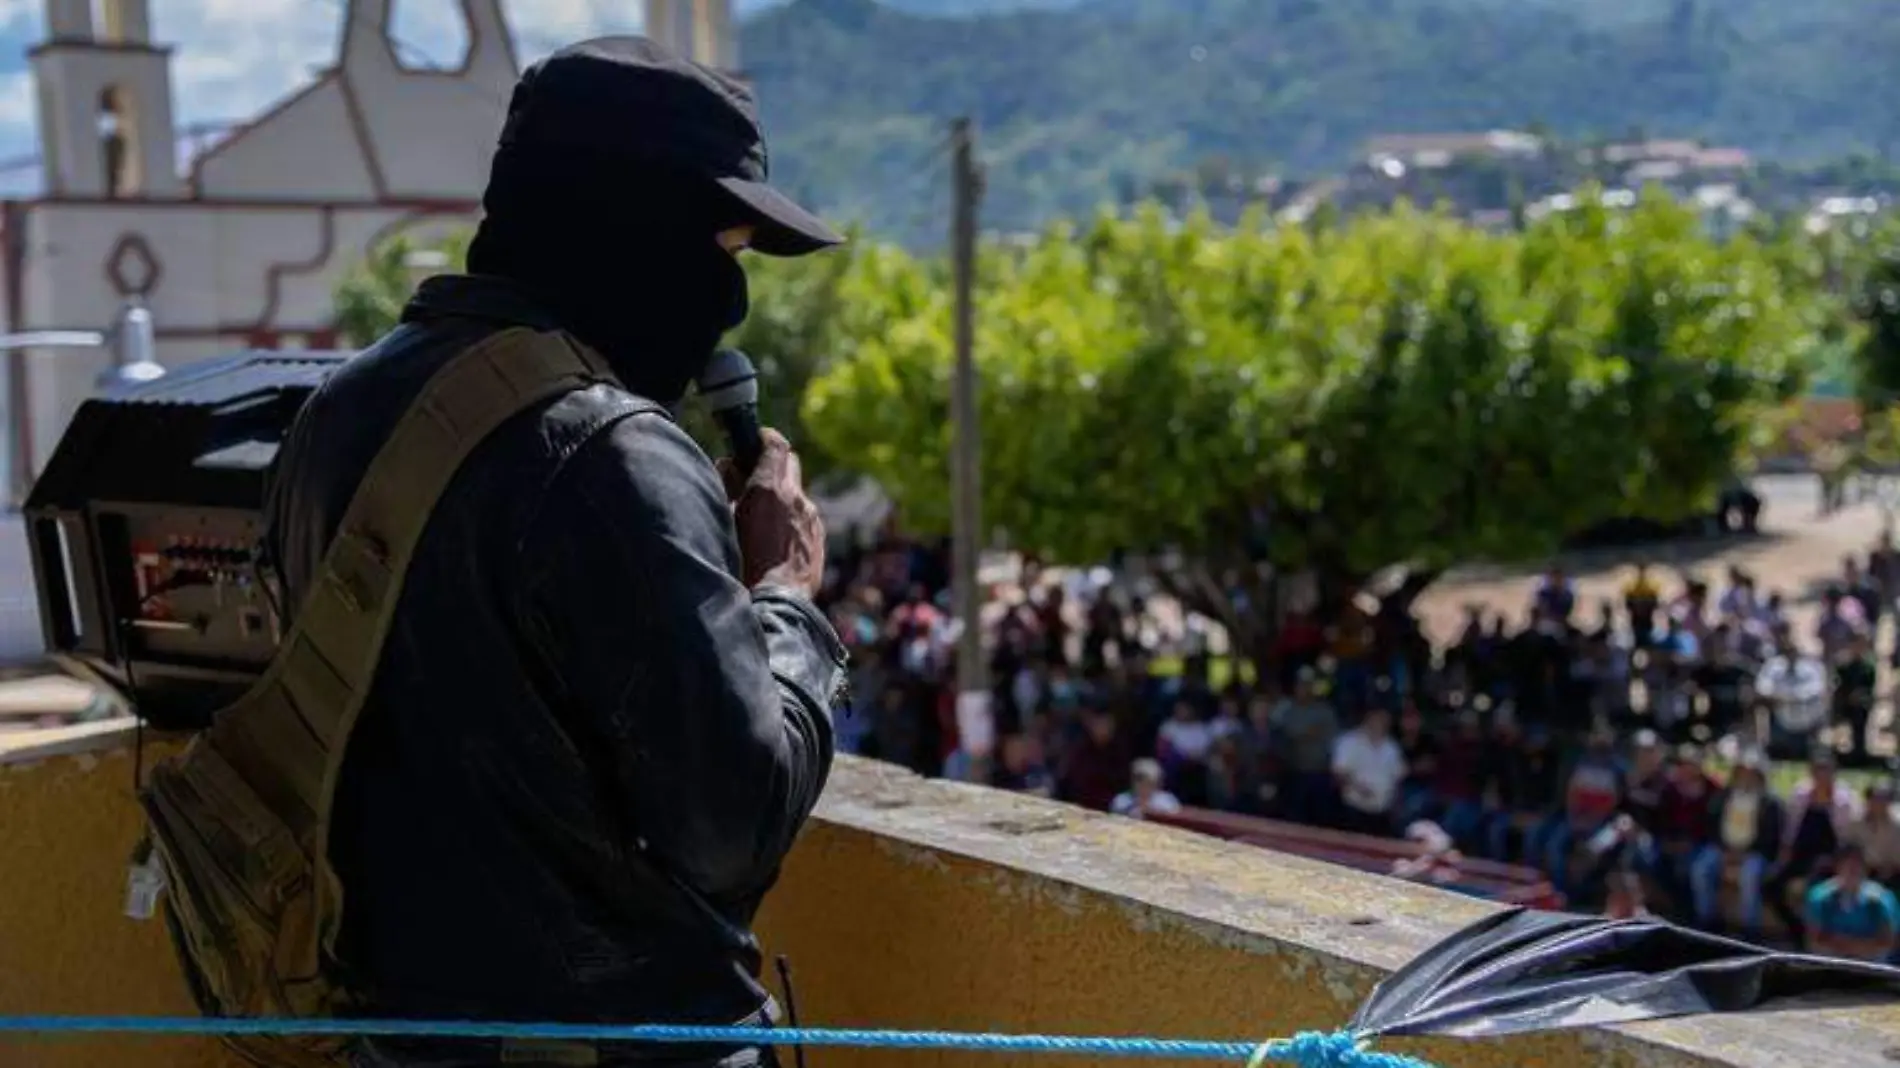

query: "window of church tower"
xmin=389 ymin=0 xmax=470 ymax=71
xmin=97 ymin=85 xmax=140 ymax=198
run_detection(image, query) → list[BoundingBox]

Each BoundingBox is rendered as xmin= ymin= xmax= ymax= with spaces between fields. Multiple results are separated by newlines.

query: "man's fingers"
xmin=784 ymin=448 xmax=804 ymax=494
xmin=748 ymin=427 xmax=792 ymax=488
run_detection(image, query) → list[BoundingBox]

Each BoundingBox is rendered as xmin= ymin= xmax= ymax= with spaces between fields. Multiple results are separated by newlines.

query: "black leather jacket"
xmin=264 ymin=276 xmax=844 ymax=1066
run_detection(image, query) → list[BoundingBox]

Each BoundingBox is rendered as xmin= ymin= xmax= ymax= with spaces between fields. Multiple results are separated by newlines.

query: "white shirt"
xmin=1159 ymin=718 xmax=1214 ymax=762
xmin=1332 ymin=729 xmax=1407 ymax=815
xmin=1112 ymin=790 xmax=1182 ymax=819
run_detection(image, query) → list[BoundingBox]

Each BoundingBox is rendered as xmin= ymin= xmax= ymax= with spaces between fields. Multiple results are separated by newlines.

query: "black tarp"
xmin=1350 ymin=908 xmax=1900 ymax=1039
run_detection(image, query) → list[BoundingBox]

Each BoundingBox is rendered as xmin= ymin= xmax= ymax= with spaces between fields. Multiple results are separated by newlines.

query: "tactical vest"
xmin=139 ymin=327 xmax=625 ymax=1068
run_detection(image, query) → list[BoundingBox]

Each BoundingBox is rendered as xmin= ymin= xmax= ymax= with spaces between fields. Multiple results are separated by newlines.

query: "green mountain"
xmin=740 ymin=0 xmax=1900 ymax=242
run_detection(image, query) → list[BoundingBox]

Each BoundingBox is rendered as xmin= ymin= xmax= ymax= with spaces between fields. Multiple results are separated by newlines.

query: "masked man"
xmin=265 ymin=38 xmax=847 ymax=1068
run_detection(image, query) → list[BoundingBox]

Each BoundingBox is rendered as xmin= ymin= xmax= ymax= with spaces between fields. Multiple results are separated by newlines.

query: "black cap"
xmin=497 ymin=36 xmax=843 ymax=257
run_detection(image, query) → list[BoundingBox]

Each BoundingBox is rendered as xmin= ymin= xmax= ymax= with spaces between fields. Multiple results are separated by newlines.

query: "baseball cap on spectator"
xmin=1633 ymin=729 xmax=1660 ymax=751
xmin=495 ymin=36 xmax=843 ymax=257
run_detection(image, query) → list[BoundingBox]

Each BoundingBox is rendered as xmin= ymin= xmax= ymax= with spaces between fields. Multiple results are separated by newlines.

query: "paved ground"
xmin=1417 ymin=474 xmax=1880 ymax=644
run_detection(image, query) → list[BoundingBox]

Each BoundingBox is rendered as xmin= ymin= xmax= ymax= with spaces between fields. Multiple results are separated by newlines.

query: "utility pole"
xmin=949 ymin=117 xmax=988 ymax=753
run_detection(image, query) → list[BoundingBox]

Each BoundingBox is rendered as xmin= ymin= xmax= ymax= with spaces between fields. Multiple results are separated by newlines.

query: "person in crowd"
xmin=1059 ymin=707 xmax=1132 ymax=812
xmin=1832 ymin=633 xmax=1879 ymax=766
xmin=1694 ymin=632 xmax=1754 ymax=740
xmin=1844 ymin=556 xmax=1884 ymax=635
xmin=996 ymin=733 xmax=1055 ymax=797
xmin=1537 ymin=725 xmax=1625 ymax=898
xmin=1534 ymin=564 xmax=1577 ymax=625
xmin=1623 ymin=564 xmax=1661 ymax=648
xmin=1766 ymin=752 xmax=1863 ymax=941
xmin=1848 ymin=782 xmax=1900 ymax=885
xmin=1491 ymin=721 xmax=1562 ymax=862
xmin=820 ymin=509 xmax=1900 ymax=945
xmin=1393 ymin=699 xmax=1441 ymax=826
xmin=1691 ymin=757 xmax=1784 ymax=939
xmin=1332 ymin=706 xmax=1407 ymax=837
xmin=1652 ymin=746 xmax=1718 ymax=911
xmin=1234 ymin=692 xmax=1283 ymax=816
xmin=1329 ymin=601 xmax=1378 ymax=714
xmin=1272 ymin=668 xmax=1339 ymax=825
xmin=1113 ymin=758 xmax=1183 ymax=820
xmin=1156 ymin=698 xmax=1214 ymax=806
xmin=1604 ymin=869 xmax=1654 ymax=920
xmin=1806 ymin=845 xmax=1900 ymax=963
xmin=1815 ymin=586 xmax=1866 ymax=664
xmin=1618 ymin=731 xmax=1670 ymax=882
xmin=1392 ymin=821 xmax=1464 ymax=886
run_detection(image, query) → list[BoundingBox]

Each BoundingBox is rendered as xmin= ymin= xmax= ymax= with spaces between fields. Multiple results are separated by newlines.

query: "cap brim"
xmin=715 ymin=177 xmax=845 ymax=257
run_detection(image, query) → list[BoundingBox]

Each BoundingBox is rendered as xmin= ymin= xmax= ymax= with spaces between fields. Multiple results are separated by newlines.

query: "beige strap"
xmin=214 ymin=328 xmax=613 ymax=839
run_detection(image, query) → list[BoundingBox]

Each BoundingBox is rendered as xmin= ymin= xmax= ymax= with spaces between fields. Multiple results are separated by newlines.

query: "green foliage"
xmin=332 ymin=232 xmax=470 ymax=346
xmin=743 ymin=0 xmax=1900 ymax=240
xmin=804 ymin=194 xmax=1815 ymax=581
xmin=1856 ymin=251 xmax=1900 ymax=408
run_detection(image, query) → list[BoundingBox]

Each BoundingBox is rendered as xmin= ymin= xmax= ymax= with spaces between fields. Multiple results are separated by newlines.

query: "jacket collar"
xmin=402 ymin=274 xmax=566 ymax=333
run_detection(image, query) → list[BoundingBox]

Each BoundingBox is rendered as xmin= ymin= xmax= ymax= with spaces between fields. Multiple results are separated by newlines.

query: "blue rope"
xmin=0 ymin=1016 xmax=1436 ymax=1066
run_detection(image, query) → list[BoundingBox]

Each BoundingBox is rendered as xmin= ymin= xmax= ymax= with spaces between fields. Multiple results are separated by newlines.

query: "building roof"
xmin=1361 ymin=130 xmax=1543 ymax=162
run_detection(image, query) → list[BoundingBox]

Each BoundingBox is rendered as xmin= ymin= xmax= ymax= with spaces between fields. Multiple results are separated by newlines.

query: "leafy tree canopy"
xmin=804 ymin=193 xmax=1815 ymax=589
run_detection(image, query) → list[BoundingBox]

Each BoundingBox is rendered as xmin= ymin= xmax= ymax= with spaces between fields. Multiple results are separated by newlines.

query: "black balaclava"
xmin=466 ymin=143 xmax=750 ymax=404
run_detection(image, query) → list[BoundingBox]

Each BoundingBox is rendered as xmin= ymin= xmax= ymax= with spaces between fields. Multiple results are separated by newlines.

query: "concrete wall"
xmin=2 ymin=735 xmax=1896 ymax=1068
xmin=13 ymin=199 xmax=478 ymax=481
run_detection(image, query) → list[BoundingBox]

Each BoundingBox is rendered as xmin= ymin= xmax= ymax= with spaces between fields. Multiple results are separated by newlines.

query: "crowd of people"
xmin=817 ymin=526 xmax=1900 ymax=961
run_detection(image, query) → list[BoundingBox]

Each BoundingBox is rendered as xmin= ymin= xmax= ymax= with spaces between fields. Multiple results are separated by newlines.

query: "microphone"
xmin=697 ymin=348 xmax=765 ymax=477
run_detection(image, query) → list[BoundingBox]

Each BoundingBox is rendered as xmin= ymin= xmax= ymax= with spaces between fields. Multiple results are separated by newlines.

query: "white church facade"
xmin=0 ymin=0 xmax=736 ymax=503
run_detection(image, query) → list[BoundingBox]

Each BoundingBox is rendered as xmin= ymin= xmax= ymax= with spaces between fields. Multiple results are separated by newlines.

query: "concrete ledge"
xmin=0 ymin=716 xmax=141 ymax=764
xmin=3 ymin=733 xmax=1898 ymax=1068
xmin=759 ymin=758 xmax=1900 ymax=1068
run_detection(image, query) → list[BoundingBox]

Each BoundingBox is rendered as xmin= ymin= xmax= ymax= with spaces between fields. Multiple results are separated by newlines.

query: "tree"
xmin=803 ymin=194 xmax=1815 ymax=662
xmin=1854 ymin=251 xmax=1900 ymax=407
xmin=333 ymin=232 xmax=469 ymax=347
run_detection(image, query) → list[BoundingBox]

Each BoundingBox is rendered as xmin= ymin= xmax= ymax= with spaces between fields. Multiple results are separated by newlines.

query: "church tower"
xmin=30 ymin=0 xmax=185 ymax=199
xmin=645 ymin=0 xmax=739 ymax=74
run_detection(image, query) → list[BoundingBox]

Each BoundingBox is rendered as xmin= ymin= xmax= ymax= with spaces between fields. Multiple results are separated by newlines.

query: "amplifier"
xmin=24 ymin=350 xmax=351 ymax=730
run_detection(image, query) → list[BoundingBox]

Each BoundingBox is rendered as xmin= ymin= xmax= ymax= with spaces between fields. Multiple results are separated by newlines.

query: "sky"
xmin=0 ymin=0 xmax=763 ymax=193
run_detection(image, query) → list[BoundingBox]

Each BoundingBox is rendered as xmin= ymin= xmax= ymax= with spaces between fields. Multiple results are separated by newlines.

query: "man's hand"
xmin=721 ymin=428 xmax=825 ymax=597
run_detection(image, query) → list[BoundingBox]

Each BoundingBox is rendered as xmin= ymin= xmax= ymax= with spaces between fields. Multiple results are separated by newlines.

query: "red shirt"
xmin=1658 ymin=772 xmax=1715 ymax=842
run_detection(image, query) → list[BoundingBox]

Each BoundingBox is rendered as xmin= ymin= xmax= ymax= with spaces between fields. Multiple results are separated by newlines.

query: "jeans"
xmin=1484 ymin=812 xmax=1517 ymax=863
xmin=1525 ymin=813 xmax=1581 ymax=892
xmin=1440 ymin=800 xmax=1490 ymax=852
xmin=1282 ymin=771 xmax=1337 ymax=826
xmin=1396 ymin=784 xmax=1438 ymax=828
xmin=1334 ymin=660 xmax=1371 ymax=714
xmin=1691 ymin=845 xmax=1767 ymax=933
